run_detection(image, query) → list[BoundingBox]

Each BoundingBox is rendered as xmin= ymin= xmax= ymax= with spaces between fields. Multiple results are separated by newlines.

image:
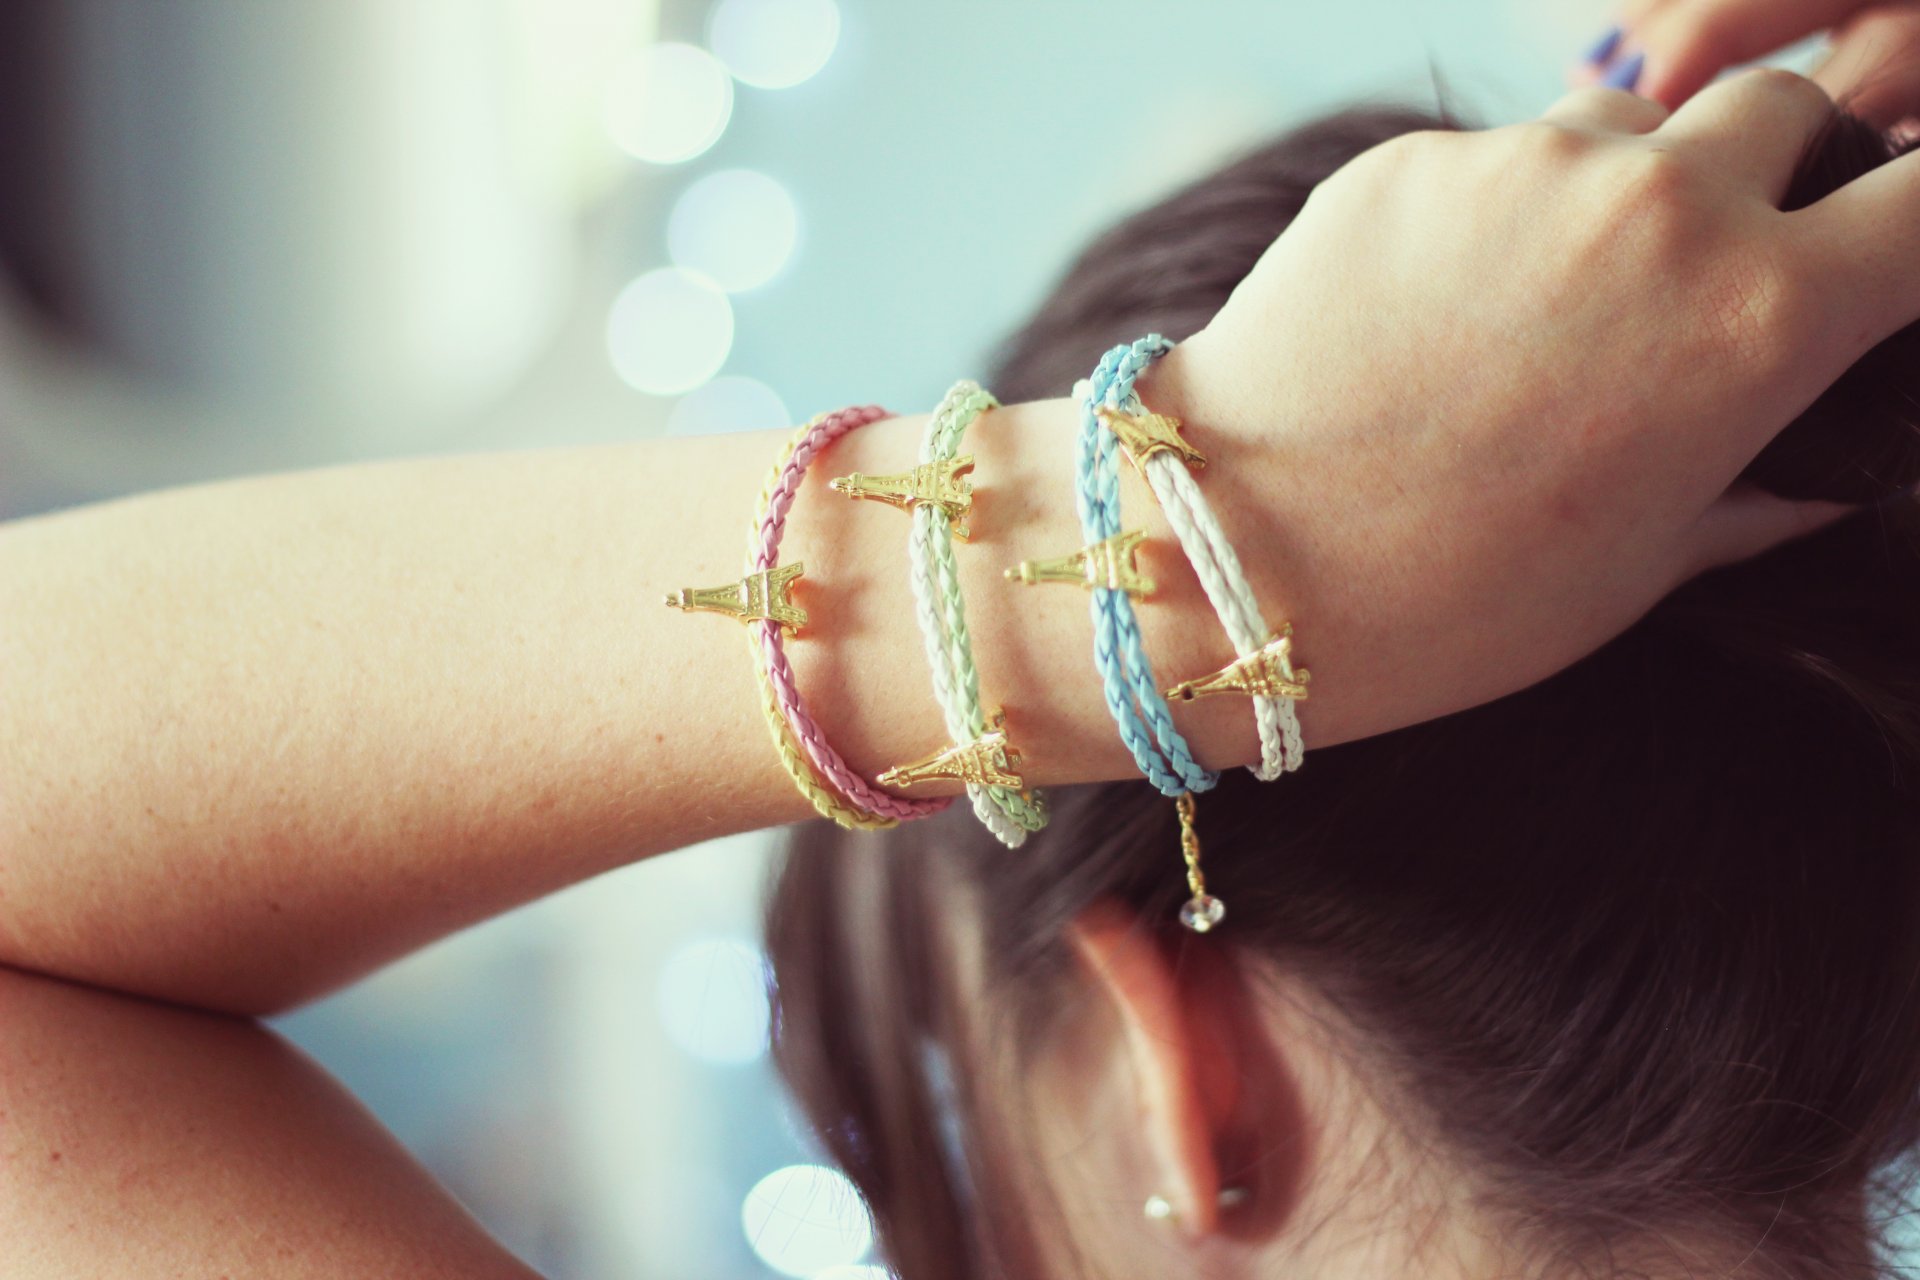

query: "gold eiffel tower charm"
xmin=828 ymin=456 xmax=977 ymax=538
xmin=663 ymin=563 xmax=808 ymax=632
xmin=1096 ymin=406 xmax=1207 ymax=475
xmin=1004 ymin=530 xmax=1154 ymax=596
xmin=1165 ymin=626 xmax=1311 ymax=702
xmin=878 ymin=717 xmax=1025 ymax=791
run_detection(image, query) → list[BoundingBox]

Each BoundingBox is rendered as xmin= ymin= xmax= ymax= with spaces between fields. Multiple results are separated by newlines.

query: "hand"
xmin=1573 ymin=0 xmax=1920 ymax=128
xmin=1144 ymin=69 xmax=1903 ymax=741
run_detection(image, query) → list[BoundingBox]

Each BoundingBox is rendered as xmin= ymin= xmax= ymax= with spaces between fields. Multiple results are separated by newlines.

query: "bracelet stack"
xmin=665 ymin=336 xmax=1308 ymax=929
xmin=839 ymin=380 xmax=1047 ymax=848
xmin=1102 ymin=336 xmax=1306 ymax=781
xmin=667 ymin=405 xmax=953 ymax=830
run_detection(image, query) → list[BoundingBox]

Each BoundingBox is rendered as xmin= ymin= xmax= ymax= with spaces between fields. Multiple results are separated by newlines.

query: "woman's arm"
xmin=0 ymin=964 xmax=543 ymax=1279
xmin=0 ymin=396 xmax=1306 ymax=1014
xmin=5 ymin=69 xmax=1916 ymax=1015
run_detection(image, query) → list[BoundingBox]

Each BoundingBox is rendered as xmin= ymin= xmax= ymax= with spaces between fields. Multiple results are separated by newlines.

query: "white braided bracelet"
xmin=1080 ymin=347 xmax=1306 ymax=782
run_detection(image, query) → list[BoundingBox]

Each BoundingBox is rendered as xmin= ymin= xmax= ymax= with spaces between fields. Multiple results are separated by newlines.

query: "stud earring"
xmin=1143 ymin=1185 xmax=1250 ymax=1223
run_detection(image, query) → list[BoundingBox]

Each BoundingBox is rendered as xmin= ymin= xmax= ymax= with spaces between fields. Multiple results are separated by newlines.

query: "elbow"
xmin=0 ymin=942 xmax=337 ymax=1022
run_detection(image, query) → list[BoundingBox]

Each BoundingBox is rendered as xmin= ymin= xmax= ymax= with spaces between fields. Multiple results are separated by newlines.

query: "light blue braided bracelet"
xmin=1075 ymin=335 xmax=1219 ymax=799
xmin=1003 ymin=334 xmax=1235 ymax=930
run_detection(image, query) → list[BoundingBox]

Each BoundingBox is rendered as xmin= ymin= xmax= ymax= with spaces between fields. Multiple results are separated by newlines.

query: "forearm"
xmin=0 ymin=373 xmax=1355 ymax=1014
xmin=0 ymin=965 xmax=542 ymax=1279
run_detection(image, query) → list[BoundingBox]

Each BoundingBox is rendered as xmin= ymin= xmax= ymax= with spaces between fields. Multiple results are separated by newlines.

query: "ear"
xmin=1064 ymin=897 xmax=1246 ymax=1236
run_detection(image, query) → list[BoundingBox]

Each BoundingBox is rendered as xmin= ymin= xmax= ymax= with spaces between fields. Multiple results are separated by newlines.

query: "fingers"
xmin=1596 ymin=0 xmax=1865 ymax=108
xmin=1687 ymin=485 xmax=1857 ymax=573
xmin=1540 ymin=85 xmax=1673 ymax=133
xmin=1658 ymin=67 xmax=1842 ymax=202
xmin=1791 ymin=140 xmax=1920 ymax=342
xmin=1812 ymin=3 xmax=1920 ymax=128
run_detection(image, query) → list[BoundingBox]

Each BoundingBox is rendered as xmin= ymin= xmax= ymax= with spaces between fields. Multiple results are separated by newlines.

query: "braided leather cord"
xmin=747 ymin=422 xmax=897 ymax=830
xmin=1077 ymin=339 xmax=1218 ymax=797
xmin=1124 ymin=340 xmax=1304 ymax=779
xmin=752 ymin=406 xmax=952 ymax=823
xmin=908 ymin=381 xmax=1048 ymax=846
xmin=1148 ymin=457 xmax=1303 ymax=777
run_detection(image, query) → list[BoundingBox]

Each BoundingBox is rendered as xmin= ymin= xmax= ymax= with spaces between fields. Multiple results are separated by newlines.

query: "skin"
xmin=0 ymin=965 xmax=543 ymax=1279
xmin=3 ymin=68 xmax=1918 ymax=1276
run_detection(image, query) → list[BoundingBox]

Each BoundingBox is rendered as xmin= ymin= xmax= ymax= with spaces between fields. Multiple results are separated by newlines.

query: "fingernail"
xmin=1601 ymin=50 xmax=1645 ymax=90
xmin=1581 ymin=24 xmax=1624 ymax=66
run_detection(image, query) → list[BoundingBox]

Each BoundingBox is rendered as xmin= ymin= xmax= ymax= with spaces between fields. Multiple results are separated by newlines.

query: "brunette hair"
xmin=765 ymin=105 xmax=1920 ymax=1278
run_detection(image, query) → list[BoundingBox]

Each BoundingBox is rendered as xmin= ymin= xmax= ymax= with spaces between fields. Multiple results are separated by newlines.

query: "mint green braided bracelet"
xmin=915 ymin=381 xmax=1047 ymax=843
xmin=827 ymin=379 xmax=1045 ymax=844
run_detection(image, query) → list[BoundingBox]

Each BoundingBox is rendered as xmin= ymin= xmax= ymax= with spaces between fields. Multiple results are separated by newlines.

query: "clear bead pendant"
xmin=1179 ymin=894 xmax=1225 ymax=933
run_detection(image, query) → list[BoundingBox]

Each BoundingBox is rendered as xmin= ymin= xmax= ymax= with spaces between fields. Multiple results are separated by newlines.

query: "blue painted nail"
xmin=1582 ymin=24 xmax=1624 ymax=66
xmin=1601 ymin=50 xmax=1645 ymax=90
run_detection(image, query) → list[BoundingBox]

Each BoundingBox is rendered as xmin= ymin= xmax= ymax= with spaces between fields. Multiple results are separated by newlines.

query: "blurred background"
xmin=0 ymin=0 xmax=1792 ymax=1275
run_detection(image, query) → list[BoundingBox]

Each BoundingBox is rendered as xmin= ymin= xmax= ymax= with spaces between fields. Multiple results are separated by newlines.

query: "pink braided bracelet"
xmin=752 ymin=405 xmax=952 ymax=823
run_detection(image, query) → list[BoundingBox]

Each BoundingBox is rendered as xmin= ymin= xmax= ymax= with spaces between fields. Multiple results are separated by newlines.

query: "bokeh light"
xmin=742 ymin=1164 xmax=875 ymax=1276
xmin=604 ymin=42 xmax=735 ymax=164
xmin=708 ymin=0 xmax=841 ymax=90
xmin=667 ymin=376 xmax=791 ymax=437
xmin=606 ymin=268 xmax=734 ymax=395
xmin=668 ymin=169 xmax=800 ymax=293
xmin=812 ymin=1268 xmax=893 ymax=1280
xmin=655 ymin=937 xmax=772 ymax=1065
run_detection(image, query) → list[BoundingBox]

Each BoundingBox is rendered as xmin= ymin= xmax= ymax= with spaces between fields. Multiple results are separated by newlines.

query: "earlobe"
xmin=1064 ymin=897 xmax=1246 ymax=1236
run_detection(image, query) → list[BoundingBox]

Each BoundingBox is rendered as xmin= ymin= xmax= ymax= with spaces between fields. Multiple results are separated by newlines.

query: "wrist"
xmin=778 ymin=393 xmax=1254 ymax=794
